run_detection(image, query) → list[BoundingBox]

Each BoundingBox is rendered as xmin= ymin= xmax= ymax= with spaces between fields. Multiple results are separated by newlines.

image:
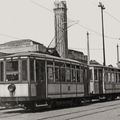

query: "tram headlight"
xmin=8 ymin=84 xmax=16 ymax=93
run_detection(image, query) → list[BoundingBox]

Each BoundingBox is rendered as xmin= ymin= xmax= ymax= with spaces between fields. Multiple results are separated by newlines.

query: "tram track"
xmin=0 ymin=100 xmax=120 ymax=120
xmin=37 ymin=100 xmax=120 ymax=120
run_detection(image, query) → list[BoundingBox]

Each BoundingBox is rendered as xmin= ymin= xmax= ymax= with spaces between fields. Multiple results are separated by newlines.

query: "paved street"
xmin=0 ymin=100 xmax=120 ymax=120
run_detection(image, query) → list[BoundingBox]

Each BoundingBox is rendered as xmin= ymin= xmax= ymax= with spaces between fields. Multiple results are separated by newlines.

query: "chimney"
xmin=54 ymin=0 xmax=68 ymax=58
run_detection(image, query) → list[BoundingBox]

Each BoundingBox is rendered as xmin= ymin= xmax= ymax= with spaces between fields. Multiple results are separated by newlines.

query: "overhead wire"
xmin=30 ymin=0 xmax=120 ymax=43
xmin=88 ymin=0 xmax=120 ymax=39
xmin=30 ymin=0 xmax=52 ymax=13
xmin=105 ymin=11 xmax=120 ymax=24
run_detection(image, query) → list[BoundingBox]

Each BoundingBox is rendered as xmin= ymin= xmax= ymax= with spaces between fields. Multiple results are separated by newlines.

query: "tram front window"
xmin=6 ymin=61 xmax=19 ymax=81
xmin=22 ymin=60 xmax=27 ymax=81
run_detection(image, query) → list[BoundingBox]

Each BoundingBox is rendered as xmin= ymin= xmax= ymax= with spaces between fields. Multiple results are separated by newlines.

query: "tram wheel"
xmin=24 ymin=103 xmax=36 ymax=111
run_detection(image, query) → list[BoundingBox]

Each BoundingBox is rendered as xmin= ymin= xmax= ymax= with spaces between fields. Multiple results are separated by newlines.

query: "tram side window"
xmin=111 ymin=72 xmax=114 ymax=82
xmin=66 ymin=68 xmax=71 ymax=82
xmin=104 ymin=71 xmax=108 ymax=82
xmin=80 ymin=68 xmax=84 ymax=83
xmin=47 ymin=67 xmax=54 ymax=83
xmin=94 ymin=69 xmax=97 ymax=80
xmin=108 ymin=72 xmax=111 ymax=83
xmin=89 ymin=69 xmax=93 ymax=80
xmin=55 ymin=67 xmax=59 ymax=82
xmin=30 ymin=59 xmax=34 ymax=81
xmin=22 ymin=60 xmax=27 ymax=81
xmin=119 ymin=73 xmax=120 ymax=82
xmin=117 ymin=73 xmax=119 ymax=83
xmin=0 ymin=62 xmax=3 ymax=82
xmin=84 ymin=68 xmax=88 ymax=81
xmin=115 ymin=73 xmax=118 ymax=83
xmin=72 ymin=69 xmax=76 ymax=82
xmin=76 ymin=69 xmax=80 ymax=82
xmin=21 ymin=60 xmax=27 ymax=81
xmin=36 ymin=60 xmax=45 ymax=82
xmin=6 ymin=60 xmax=19 ymax=81
xmin=60 ymin=67 xmax=65 ymax=82
xmin=98 ymin=69 xmax=102 ymax=81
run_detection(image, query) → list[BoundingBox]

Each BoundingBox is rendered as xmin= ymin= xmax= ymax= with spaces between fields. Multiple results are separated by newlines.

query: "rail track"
xmin=0 ymin=99 xmax=120 ymax=120
xmin=37 ymin=100 xmax=120 ymax=120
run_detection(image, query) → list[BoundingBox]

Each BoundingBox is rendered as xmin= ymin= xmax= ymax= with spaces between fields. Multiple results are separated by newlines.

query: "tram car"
xmin=0 ymin=52 xmax=89 ymax=109
xmin=89 ymin=62 xmax=120 ymax=100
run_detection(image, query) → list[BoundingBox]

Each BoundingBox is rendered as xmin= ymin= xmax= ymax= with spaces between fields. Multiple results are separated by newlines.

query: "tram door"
xmin=84 ymin=68 xmax=89 ymax=96
xmin=98 ymin=69 xmax=103 ymax=94
xmin=36 ymin=60 xmax=46 ymax=99
xmin=94 ymin=68 xmax=103 ymax=94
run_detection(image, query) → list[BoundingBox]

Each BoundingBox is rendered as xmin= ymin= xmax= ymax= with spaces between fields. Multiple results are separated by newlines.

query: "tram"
xmin=0 ymin=52 xmax=89 ymax=109
xmin=89 ymin=63 xmax=120 ymax=100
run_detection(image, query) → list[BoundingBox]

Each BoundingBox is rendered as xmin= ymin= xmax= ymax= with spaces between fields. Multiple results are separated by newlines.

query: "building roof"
xmin=68 ymin=49 xmax=84 ymax=55
xmin=0 ymin=39 xmax=42 ymax=47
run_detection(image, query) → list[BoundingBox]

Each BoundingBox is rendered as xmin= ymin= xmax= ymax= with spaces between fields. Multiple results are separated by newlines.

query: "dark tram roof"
xmin=89 ymin=60 xmax=119 ymax=70
xmin=0 ymin=52 xmax=10 ymax=57
xmin=89 ymin=63 xmax=120 ymax=70
xmin=0 ymin=51 xmax=87 ymax=65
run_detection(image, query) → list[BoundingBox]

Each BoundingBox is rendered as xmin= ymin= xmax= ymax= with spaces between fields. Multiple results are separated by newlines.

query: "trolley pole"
xmin=98 ymin=2 xmax=106 ymax=66
xmin=87 ymin=32 xmax=90 ymax=65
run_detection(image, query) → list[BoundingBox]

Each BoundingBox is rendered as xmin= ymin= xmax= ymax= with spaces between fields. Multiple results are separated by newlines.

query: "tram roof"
xmin=89 ymin=64 xmax=120 ymax=70
xmin=0 ymin=52 xmax=87 ymax=65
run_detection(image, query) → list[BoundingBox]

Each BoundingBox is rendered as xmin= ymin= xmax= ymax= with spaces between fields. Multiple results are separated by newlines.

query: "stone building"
xmin=68 ymin=49 xmax=87 ymax=63
xmin=0 ymin=39 xmax=46 ymax=54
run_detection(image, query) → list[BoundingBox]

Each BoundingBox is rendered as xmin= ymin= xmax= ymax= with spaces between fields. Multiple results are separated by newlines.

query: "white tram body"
xmin=0 ymin=52 xmax=89 ymax=106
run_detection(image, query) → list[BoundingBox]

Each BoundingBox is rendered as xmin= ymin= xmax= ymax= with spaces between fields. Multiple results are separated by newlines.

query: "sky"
xmin=0 ymin=0 xmax=120 ymax=66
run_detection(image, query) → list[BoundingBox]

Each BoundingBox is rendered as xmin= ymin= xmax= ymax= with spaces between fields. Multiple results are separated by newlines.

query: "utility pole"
xmin=98 ymin=2 xmax=106 ymax=66
xmin=117 ymin=44 xmax=119 ymax=64
xmin=87 ymin=32 xmax=90 ymax=65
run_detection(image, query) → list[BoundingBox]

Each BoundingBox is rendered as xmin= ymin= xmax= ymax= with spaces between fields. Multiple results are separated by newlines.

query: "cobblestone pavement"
xmin=0 ymin=100 xmax=120 ymax=120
